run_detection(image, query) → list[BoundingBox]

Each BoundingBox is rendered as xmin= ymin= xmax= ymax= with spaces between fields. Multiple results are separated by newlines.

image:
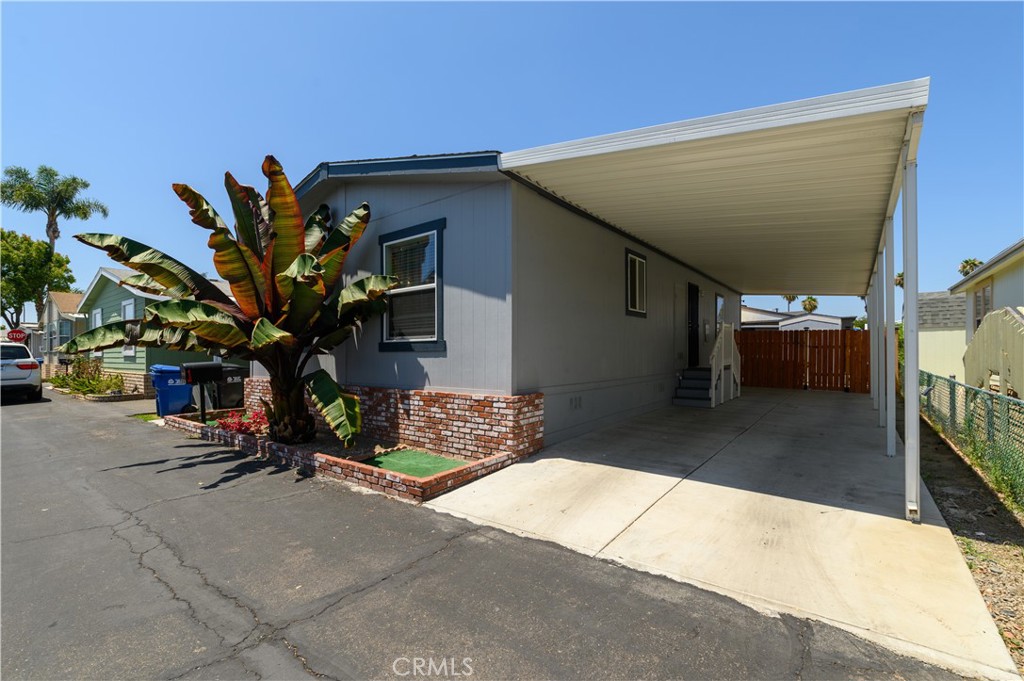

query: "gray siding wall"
xmin=993 ymin=265 xmax=1024 ymax=311
xmin=511 ymin=184 xmax=740 ymax=444
xmin=292 ymin=179 xmax=513 ymax=394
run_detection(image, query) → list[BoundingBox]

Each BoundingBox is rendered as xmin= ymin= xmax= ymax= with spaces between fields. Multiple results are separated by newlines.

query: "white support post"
xmin=880 ymin=274 xmax=888 ymax=428
xmin=870 ymin=275 xmax=880 ymax=410
xmin=903 ymin=159 xmax=921 ymax=522
xmin=885 ymin=218 xmax=897 ymax=456
xmin=876 ymin=272 xmax=884 ymax=426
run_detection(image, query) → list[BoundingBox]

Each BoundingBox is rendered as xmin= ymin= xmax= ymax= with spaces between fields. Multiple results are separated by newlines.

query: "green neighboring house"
xmin=76 ymin=268 xmax=239 ymax=398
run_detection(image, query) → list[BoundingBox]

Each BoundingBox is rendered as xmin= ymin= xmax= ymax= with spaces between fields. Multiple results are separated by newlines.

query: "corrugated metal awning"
xmin=500 ymin=79 xmax=928 ymax=295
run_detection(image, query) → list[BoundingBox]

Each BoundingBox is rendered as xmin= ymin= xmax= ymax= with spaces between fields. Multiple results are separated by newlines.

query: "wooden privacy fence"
xmin=734 ymin=330 xmax=871 ymax=393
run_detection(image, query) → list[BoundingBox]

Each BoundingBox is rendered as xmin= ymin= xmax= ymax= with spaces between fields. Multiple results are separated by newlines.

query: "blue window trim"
xmin=625 ymin=248 xmax=648 ymax=318
xmin=378 ymin=218 xmax=447 ymax=353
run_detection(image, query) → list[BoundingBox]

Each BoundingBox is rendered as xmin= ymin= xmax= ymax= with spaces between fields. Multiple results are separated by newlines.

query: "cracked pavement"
xmin=2 ymin=392 xmax=968 ymax=680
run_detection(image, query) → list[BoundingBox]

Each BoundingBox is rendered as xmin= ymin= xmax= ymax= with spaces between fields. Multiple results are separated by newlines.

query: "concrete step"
xmin=672 ymin=397 xmax=712 ymax=408
xmin=675 ymin=387 xmax=710 ymax=400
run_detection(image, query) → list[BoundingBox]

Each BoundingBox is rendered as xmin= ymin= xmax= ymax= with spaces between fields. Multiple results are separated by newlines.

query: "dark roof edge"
xmin=949 ymin=237 xmax=1024 ymax=293
xmin=294 ymin=152 xmax=502 ymax=200
xmin=500 ymin=169 xmax=742 ymax=297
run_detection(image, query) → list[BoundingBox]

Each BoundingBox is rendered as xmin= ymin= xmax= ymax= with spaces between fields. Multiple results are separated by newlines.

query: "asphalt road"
xmin=1 ymin=390 xmax=963 ymax=680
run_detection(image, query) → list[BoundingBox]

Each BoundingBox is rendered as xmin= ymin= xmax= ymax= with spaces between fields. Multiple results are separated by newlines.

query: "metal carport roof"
xmin=499 ymin=78 xmax=928 ymax=296
xmin=501 ymin=79 xmax=929 ymax=521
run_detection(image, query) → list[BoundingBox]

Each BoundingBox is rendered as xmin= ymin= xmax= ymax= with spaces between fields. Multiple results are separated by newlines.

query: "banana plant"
xmin=61 ymin=156 xmax=398 ymax=445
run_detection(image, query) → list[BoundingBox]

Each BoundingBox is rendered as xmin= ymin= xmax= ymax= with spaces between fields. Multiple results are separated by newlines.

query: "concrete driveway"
xmin=427 ymin=388 xmax=1020 ymax=681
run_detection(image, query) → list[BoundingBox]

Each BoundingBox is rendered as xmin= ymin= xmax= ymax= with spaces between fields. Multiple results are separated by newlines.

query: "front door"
xmin=687 ymin=283 xmax=700 ymax=367
xmin=673 ymin=284 xmax=688 ymax=373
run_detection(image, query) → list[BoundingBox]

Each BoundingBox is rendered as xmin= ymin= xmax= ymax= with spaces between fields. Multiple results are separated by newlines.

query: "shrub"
xmin=49 ymin=357 xmax=125 ymax=395
xmin=216 ymin=409 xmax=269 ymax=436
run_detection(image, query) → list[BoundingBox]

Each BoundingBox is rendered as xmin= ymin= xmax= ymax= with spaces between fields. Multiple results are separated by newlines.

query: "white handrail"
xmin=708 ymin=323 xmax=741 ymax=407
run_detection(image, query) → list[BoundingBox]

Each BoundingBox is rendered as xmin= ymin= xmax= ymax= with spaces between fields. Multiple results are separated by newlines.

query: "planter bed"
xmin=162 ymin=411 xmax=532 ymax=502
xmin=50 ymin=387 xmax=148 ymax=402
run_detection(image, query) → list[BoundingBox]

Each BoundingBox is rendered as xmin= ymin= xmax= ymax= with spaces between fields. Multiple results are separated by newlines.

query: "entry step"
xmin=672 ymin=397 xmax=712 ymax=408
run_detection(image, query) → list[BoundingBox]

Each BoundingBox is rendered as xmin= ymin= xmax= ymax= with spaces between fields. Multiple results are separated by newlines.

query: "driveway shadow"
xmin=101 ymin=445 xmax=297 ymax=489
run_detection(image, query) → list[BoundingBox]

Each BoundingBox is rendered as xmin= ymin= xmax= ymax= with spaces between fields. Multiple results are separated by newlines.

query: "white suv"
xmin=1 ymin=342 xmax=43 ymax=402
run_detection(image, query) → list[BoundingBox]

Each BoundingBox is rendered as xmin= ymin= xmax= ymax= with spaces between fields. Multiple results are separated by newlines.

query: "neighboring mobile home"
xmin=39 ymin=291 xmax=87 ymax=379
xmin=741 ymin=306 xmax=855 ymax=331
xmin=740 ymin=305 xmax=796 ymax=329
xmin=949 ymin=238 xmax=1024 ymax=395
xmin=917 ymin=291 xmax=967 ymax=381
xmin=949 ymin=237 xmax=1024 ymax=341
xmin=76 ymin=268 xmax=237 ymax=398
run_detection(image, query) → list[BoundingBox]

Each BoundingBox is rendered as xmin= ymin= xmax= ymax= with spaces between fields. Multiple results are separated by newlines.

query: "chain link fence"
xmin=919 ymin=370 xmax=1024 ymax=507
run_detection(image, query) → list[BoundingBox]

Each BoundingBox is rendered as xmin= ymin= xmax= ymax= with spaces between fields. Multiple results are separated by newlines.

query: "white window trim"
xmin=91 ymin=308 xmax=103 ymax=357
xmin=382 ymin=230 xmax=439 ymax=343
xmin=626 ymin=251 xmax=647 ymax=316
xmin=121 ymin=299 xmax=136 ymax=357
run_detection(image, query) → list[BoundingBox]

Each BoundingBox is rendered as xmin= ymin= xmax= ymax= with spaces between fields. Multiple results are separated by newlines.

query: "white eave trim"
xmin=76 ymin=269 xmax=167 ymax=313
xmin=500 ymin=78 xmax=930 ymax=168
xmin=949 ymin=238 xmax=1024 ymax=294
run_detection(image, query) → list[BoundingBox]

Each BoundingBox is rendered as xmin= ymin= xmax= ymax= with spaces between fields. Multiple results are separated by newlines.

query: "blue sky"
xmin=2 ymin=2 xmax=1022 ymax=321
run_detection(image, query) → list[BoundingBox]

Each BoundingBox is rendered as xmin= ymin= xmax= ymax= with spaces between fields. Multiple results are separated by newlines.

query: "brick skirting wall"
xmin=244 ymin=378 xmax=544 ymax=461
xmin=107 ymin=370 xmax=155 ymax=399
xmin=164 ymin=411 xmax=532 ymax=502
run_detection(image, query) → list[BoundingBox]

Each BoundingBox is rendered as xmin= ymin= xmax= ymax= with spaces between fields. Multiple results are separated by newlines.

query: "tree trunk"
xmin=33 ymin=293 xmax=45 ymax=330
xmin=1 ymin=308 xmax=21 ymax=329
xmin=45 ymin=213 xmax=59 ymax=249
xmin=261 ymin=373 xmax=317 ymax=444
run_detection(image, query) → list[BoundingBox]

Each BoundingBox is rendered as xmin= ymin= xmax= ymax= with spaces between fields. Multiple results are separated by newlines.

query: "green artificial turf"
xmin=363 ymin=449 xmax=464 ymax=478
xmin=130 ymin=413 xmax=160 ymax=422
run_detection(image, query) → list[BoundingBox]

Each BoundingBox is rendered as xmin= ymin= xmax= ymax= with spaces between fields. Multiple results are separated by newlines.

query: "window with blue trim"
xmin=379 ymin=219 xmax=446 ymax=352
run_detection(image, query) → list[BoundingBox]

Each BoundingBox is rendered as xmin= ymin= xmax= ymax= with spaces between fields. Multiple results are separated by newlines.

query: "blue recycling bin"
xmin=149 ymin=364 xmax=192 ymax=417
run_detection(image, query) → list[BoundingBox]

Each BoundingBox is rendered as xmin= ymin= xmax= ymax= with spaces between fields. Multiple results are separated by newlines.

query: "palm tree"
xmin=782 ymin=294 xmax=797 ymax=311
xmin=958 ymin=258 xmax=983 ymax=277
xmin=801 ymin=296 xmax=818 ymax=314
xmin=1 ymin=165 xmax=108 ymax=250
xmin=894 ymin=271 xmax=904 ymax=289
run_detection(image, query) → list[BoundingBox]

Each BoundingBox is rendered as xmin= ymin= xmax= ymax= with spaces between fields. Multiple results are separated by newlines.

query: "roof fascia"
xmin=77 ymin=270 xmax=165 ymax=313
xmin=949 ymin=238 xmax=1024 ymax=294
xmin=500 ymin=78 xmax=930 ymax=168
xmin=295 ymin=153 xmax=501 ymax=200
xmin=76 ymin=270 xmax=109 ymax=313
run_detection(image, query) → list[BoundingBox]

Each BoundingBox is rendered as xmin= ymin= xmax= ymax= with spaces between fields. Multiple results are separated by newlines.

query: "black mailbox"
xmin=181 ymin=361 xmax=223 ymax=384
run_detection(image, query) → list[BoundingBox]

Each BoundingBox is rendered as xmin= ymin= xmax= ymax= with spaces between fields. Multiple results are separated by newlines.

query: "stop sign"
xmin=6 ymin=328 xmax=28 ymax=343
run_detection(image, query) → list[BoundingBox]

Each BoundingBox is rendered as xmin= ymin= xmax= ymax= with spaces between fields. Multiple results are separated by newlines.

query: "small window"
xmin=626 ymin=250 xmax=647 ymax=317
xmin=91 ymin=308 xmax=103 ymax=358
xmin=379 ymin=219 xmax=446 ymax=352
xmin=59 ymin=320 xmax=72 ymax=347
xmin=121 ymin=299 xmax=136 ymax=357
xmin=974 ymin=282 xmax=993 ymax=329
